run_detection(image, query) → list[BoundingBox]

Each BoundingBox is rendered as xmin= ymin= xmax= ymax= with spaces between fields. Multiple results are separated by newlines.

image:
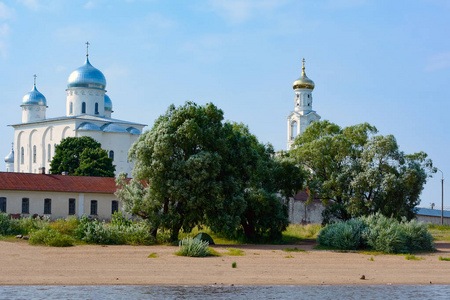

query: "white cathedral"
xmin=286 ymin=59 xmax=320 ymax=150
xmin=4 ymin=46 xmax=146 ymax=175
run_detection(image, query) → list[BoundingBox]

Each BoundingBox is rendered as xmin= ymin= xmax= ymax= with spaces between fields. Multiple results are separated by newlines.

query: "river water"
xmin=0 ymin=285 xmax=448 ymax=299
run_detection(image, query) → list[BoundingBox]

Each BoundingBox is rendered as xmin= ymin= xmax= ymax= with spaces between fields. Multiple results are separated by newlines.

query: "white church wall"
xmin=66 ymin=89 xmax=105 ymax=116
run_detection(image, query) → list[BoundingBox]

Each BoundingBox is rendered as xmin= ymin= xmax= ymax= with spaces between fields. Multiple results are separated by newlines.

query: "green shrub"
xmin=0 ymin=213 xmax=14 ymax=235
xmin=317 ymin=213 xmax=435 ymax=254
xmin=49 ymin=217 xmax=79 ymax=236
xmin=110 ymin=211 xmax=132 ymax=227
xmin=17 ymin=216 xmax=48 ymax=234
xmin=177 ymin=237 xmax=211 ymax=257
xmin=75 ymin=215 xmax=153 ymax=245
xmin=317 ymin=218 xmax=367 ymax=250
xmin=29 ymin=227 xmax=74 ymax=247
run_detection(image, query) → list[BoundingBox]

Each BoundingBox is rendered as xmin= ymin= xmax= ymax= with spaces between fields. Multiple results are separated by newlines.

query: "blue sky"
xmin=0 ymin=0 xmax=449 ymax=208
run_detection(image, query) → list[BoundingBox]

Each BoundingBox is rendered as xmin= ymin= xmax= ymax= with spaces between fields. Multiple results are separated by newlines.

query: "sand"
xmin=0 ymin=240 xmax=449 ymax=286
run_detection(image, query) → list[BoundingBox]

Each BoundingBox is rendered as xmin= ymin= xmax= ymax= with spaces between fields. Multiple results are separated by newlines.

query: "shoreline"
xmin=1 ymin=240 xmax=449 ymax=286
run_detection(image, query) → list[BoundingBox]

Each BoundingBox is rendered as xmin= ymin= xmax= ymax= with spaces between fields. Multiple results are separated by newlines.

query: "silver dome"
xmin=104 ymin=94 xmax=113 ymax=112
xmin=67 ymin=57 xmax=106 ymax=90
xmin=4 ymin=148 xmax=14 ymax=163
xmin=77 ymin=122 xmax=101 ymax=131
xmin=126 ymin=127 xmax=141 ymax=135
xmin=22 ymin=85 xmax=47 ymax=106
xmin=101 ymin=123 xmax=127 ymax=133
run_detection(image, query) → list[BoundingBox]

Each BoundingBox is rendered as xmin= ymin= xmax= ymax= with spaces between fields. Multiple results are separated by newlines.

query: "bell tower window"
xmin=82 ymin=102 xmax=86 ymax=114
xmin=95 ymin=103 xmax=99 ymax=115
xmin=70 ymin=102 xmax=73 ymax=114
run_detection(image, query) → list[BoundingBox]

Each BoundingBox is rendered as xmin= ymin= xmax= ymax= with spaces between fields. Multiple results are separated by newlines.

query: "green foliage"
xmin=232 ymin=262 xmax=237 ymax=268
xmin=439 ymin=256 xmax=450 ymax=261
xmin=282 ymin=223 xmax=322 ymax=243
xmin=176 ymin=237 xmax=211 ymax=257
xmin=0 ymin=213 xmax=16 ymax=235
xmin=317 ymin=213 xmax=435 ymax=254
xmin=291 ymin=120 xmax=434 ymax=222
xmin=147 ymin=253 xmax=159 ymax=258
xmin=75 ymin=215 xmax=154 ymax=245
xmin=49 ymin=217 xmax=80 ymax=236
xmin=317 ymin=219 xmax=367 ymax=250
xmin=427 ymin=224 xmax=450 ymax=241
xmin=50 ymin=136 xmax=115 ymax=177
xmin=117 ymin=102 xmax=304 ymax=243
xmin=29 ymin=227 xmax=74 ymax=247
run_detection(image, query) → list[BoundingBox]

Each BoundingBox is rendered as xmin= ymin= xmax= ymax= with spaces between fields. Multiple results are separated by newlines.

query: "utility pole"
xmin=437 ymin=168 xmax=444 ymax=225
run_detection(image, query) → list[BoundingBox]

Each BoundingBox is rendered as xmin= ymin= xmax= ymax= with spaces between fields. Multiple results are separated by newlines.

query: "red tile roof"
xmin=0 ymin=172 xmax=117 ymax=194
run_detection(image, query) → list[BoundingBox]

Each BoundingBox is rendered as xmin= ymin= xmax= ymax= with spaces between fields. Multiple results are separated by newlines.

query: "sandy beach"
xmin=0 ymin=240 xmax=449 ymax=286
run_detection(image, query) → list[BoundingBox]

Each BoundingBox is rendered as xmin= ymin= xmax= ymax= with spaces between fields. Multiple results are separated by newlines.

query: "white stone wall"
xmin=416 ymin=215 xmax=450 ymax=225
xmin=288 ymin=199 xmax=325 ymax=224
xmin=0 ymin=190 xmax=125 ymax=221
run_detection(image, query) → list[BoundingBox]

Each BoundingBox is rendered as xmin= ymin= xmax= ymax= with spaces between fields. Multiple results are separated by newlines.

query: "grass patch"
xmin=283 ymin=247 xmax=307 ymax=253
xmin=285 ymin=255 xmax=294 ymax=258
xmin=223 ymin=248 xmax=245 ymax=256
xmin=147 ymin=253 xmax=159 ymax=258
xmin=232 ymin=262 xmax=237 ymax=268
xmin=208 ymin=248 xmax=221 ymax=257
xmin=405 ymin=254 xmax=423 ymax=260
xmin=439 ymin=256 xmax=450 ymax=261
xmin=369 ymin=257 xmax=374 ymax=261
xmin=282 ymin=224 xmax=322 ymax=244
xmin=427 ymin=224 xmax=450 ymax=241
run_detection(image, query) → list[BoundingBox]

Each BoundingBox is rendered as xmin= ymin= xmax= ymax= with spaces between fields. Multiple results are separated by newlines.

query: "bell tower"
xmin=287 ymin=59 xmax=321 ymax=150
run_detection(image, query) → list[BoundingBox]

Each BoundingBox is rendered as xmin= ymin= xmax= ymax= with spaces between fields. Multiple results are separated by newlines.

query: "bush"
xmin=75 ymin=215 xmax=153 ymax=245
xmin=0 ymin=213 xmax=14 ymax=235
xmin=177 ymin=237 xmax=211 ymax=257
xmin=50 ymin=217 xmax=80 ymax=236
xmin=317 ymin=213 xmax=435 ymax=254
xmin=29 ymin=227 xmax=74 ymax=247
xmin=317 ymin=218 xmax=367 ymax=250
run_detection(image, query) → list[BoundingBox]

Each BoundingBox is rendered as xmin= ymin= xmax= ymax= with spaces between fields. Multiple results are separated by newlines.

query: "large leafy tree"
xmin=50 ymin=136 xmax=115 ymax=177
xmin=116 ymin=102 xmax=305 ymax=242
xmin=291 ymin=120 xmax=434 ymax=223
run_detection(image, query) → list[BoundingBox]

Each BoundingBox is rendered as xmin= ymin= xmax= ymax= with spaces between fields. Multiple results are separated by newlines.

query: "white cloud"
xmin=425 ymin=52 xmax=450 ymax=72
xmin=18 ymin=0 xmax=40 ymax=10
xmin=0 ymin=2 xmax=15 ymax=20
xmin=206 ymin=0 xmax=287 ymax=24
xmin=84 ymin=1 xmax=96 ymax=9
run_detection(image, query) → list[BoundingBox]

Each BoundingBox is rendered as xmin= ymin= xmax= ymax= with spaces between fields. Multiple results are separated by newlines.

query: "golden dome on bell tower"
xmin=292 ymin=58 xmax=315 ymax=90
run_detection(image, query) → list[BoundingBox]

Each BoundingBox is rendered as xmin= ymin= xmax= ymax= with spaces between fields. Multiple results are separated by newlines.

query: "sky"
xmin=0 ymin=0 xmax=449 ymax=208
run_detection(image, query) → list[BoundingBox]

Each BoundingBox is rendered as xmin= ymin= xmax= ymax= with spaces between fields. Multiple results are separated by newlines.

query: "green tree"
xmin=291 ymin=120 xmax=434 ymax=223
xmin=50 ymin=136 xmax=115 ymax=177
xmin=116 ymin=102 xmax=305 ymax=242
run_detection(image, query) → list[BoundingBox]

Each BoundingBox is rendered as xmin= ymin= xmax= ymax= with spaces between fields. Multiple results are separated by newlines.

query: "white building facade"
xmin=5 ymin=50 xmax=146 ymax=176
xmin=286 ymin=59 xmax=321 ymax=150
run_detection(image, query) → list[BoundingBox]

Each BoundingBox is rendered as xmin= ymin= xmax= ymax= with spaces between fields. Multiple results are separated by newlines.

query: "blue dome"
xmin=77 ymin=122 xmax=101 ymax=131
xmin=104 ymin=94 xmax=113 ymax=112
xmin=4 ymin=148 xmax=14 ymax=163
xmin=67 ymin=57 xmax=106 ymax=90
xmin=126 ymin=127 xmax=141 ymax=135
xmin=101 ymin=123 xmax=127 ymax=133
xmin=22 ymin=85 xmax=47 ymax=106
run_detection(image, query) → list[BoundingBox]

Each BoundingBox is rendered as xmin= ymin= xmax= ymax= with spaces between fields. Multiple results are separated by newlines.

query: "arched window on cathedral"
xmin=95 ymin=102 xmax=99 ymax=115
xmin=69 ymin=102 xmax=73 ymax=114
xmin=82 ymin=102 xmax=86 ymax=114
xmin=291 ymin=121 xmax=297 ymax=140
xmin=47 ymin=144 xmax=51 ymax=162
xmin=33 ymin=145 xmax=36 ymax=163
xmin=109 ymin=150 xmax=114 ymax=161
xmin=21 ymin=147 xmax=24 ymax=164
